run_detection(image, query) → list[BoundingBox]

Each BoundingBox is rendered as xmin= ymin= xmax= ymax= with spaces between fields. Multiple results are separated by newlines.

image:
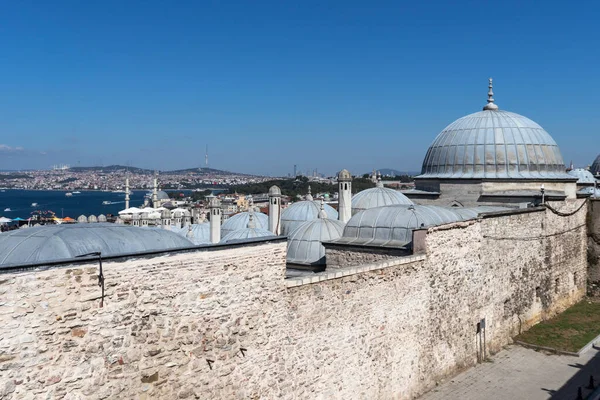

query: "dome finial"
xmin=483 ymin=77 xmax=499 ymax=111
xmin=247 ymin=211 xmax=256 ymax=229
xmin=318 ymin=200 xmax=328 ymax=219
xmin=376 ymin=171 xmax=383 ymax=188
xmin=306 ymin=185 xmax=313 ymax=201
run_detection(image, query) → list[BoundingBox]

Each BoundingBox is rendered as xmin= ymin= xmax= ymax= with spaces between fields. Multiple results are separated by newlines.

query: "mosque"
xmin=1 ymin=79 xmax=598 ymax=399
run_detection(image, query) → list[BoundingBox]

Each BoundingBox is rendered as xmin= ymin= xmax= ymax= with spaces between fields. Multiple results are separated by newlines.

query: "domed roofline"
xmin=417 ymin=79 xmax=573 ymax=181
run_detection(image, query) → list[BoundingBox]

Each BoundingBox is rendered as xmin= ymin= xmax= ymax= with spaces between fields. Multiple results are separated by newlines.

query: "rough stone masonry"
xmin=0 ymin=199 xmax=589 ymax=399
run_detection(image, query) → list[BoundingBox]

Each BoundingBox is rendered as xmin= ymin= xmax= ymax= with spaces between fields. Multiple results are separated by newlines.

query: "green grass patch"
xmin=515 ymin=299 xmax=600 ymax=353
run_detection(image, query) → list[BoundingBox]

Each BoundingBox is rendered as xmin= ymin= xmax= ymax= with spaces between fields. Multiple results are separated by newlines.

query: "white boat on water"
xmin=102 ymin=201 xmax=112 ymax=205
xmin=72 ymin=191 xmax=81 ymax=194
xmin=65 ymin=192 xmax=73 ymax=197
xmin=4 ymin=208 xmax=11 ymax=212
xmin=31 ymin=203 xmax=38 ymax=207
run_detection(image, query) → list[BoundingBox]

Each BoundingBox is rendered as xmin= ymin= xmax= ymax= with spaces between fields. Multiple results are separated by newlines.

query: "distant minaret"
xmin=268 ymin=185 xmax=282 ymax=235
xmin=338 ymin=169 xmax=352 ymax=224
xmin=205 ymin=145 xmax=209 ymax=169
xmin=209 ymin=197 xmax=222 ymax=243
xmin=152 ymin=171 xmax=159 ymax=208
xmin=125 ymin=175 xmax=130 ymax=210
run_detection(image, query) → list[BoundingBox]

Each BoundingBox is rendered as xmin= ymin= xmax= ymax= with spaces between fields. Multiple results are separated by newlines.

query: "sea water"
xmin=0 ymin=190 xmax=149 ymax=219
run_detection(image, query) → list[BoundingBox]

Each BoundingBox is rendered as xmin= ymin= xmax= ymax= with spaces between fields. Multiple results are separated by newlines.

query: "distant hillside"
xmin=167 ymin=167 xmax=253 ymax=176
xmin=67 ymin=165 xmax=258 ymax=176
xmin=69 ymin=165 xmax=152 ymax=174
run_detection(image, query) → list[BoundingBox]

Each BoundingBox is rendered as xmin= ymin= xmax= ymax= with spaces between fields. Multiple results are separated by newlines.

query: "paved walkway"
xmin=420 ymin=345 xmax=600 ymax=400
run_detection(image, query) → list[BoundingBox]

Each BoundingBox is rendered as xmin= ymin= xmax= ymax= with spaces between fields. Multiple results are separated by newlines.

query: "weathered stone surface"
xmin=0 ymin=201 xmax=589 ymax=399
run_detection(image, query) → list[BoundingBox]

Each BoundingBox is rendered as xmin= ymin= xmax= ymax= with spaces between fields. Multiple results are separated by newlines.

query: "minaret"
xmin=125 ymin=175 xmax=130 ymax=210
xmin=268 ymin=185 xmax=282 ymax=235
xmin=209 ymin=197 xmax=222 ymax=243
xmin=338 ymin=169 xmax=352 ymax=224
xmin=483 ymin=77 xmax=499 ymax=111
xmin=152 ymin=171 xmax=159 ymax=208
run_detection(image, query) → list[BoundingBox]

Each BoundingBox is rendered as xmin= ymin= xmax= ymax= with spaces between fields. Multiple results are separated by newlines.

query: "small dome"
xmin=221 ymin=212 xmax=268 ymax=236
xmin=591 ymin=155 xmax=600 ymax=175
xmin=340 ymin=204 xmax=506 ymax=247
xmin=77 ymin=215 xmax=88 ymax=223
xmin=418 ymin=80 xmax=571 ymax=180
xmin=338 ymin=169 xmax=352 ymax=181
xmin=97 ymin=214 xmax=107 ymax=223
xmin=175 ymin=223 xmax=211 ymax=245
xmin=157 ymin=191 xmax=170 ymax=201
xmin=0 ymin=223 xmax=193 ymax=267
xmin=220 ymin=227 xmax=276 ymax=243
xmin=578 ymin=187 xmax=600 ymax=197
xmin=269 ymin=185 xmax=282 ymax=196
xmin=281 ymin=201 xmax=339 ymax=236
xmin=351 ymin=185 xmax=413 ymax=214
xmin=87 ymin=215 xmax=98 ymax=223
xmin=287 ymin=218 xmax=345 ymax=265
xmin=568 ymin=168 xmax=597 ymax=184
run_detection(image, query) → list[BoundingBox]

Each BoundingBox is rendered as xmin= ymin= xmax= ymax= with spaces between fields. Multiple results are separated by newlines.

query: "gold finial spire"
xmin=483 ymin=78 xmax=498 ymax=111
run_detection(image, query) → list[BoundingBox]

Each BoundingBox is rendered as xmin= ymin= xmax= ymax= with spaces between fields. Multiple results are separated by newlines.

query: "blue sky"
xmin=0 ymin=0 xmax=598 ymax=175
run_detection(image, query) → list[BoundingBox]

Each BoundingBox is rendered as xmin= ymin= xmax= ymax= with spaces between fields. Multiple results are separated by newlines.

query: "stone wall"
xmin=0 ymin=242 xmax=289 ymax=399
xmin=285 ymin=200 xmax=587 ymax=398
xmin=588 ymin=199 xmax=600 ymax=294
xmin=0 ymin=200 xmax=588 ymax=399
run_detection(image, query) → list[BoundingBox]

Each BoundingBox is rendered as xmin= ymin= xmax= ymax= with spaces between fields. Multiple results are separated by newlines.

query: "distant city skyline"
xmin=1 ymin=1 xmax=599 ymax=175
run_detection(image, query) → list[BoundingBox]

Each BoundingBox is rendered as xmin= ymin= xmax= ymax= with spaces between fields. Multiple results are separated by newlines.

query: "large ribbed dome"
xmin=592 ymin=155 xmax=600 ymax=175
xmin=418 ymin=79 xmax=571 ymax=180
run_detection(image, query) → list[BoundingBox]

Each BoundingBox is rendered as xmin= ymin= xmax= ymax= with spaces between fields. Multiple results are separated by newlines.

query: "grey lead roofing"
xmin=337 ymin=204 xmax=506 ymax=248
xmin=351 ymin=186 xmax=413 ymax=213
xmin=418 ymin=110 xmax=573 ymax=180
xmin=286 ymin=217 xmax=345 ymax=265
xmin=592 ymin=155 xmax=600 ymax=175
xmin=0 ymin=223 xmax=193 ymax=267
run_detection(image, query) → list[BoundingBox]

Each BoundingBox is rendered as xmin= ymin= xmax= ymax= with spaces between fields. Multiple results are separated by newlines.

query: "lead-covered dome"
xmin=418 ymin=79 xmax=571 ymax=180
xmin=220 ymin=227 xmax=275 ymax=243
xmin=287 ymin=214 xmax=345 ymax=265
xmin=351 ymin=180 xmax=413 ymax=214
xmin=591 ymin=155 xmax=600 ymax=176
xmin=281 ymin=201 xmax=338 ymax=236
xmin=339 ymin=204 xmax=506 ymax=247
xmin=0 ymin=223 xmax=193 ymax=267
xmin=175 ymin=223 xmax=211 ymax=245
xmin=221 ymin=212 xmax=268 ymax=236
xmin=568 ymin=168 xmax=597 ymax=184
